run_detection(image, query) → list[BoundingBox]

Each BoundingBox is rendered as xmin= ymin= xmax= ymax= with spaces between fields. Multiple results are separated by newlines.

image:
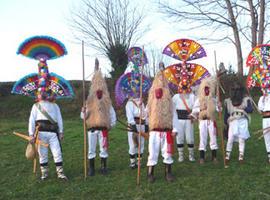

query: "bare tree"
xmin=70 ymin=0 xmax=147 ymax=80
xmin=158 ymin=0 xmax=270 ymax=77
xmin=147 ymin=46 xmax=164 ymax=76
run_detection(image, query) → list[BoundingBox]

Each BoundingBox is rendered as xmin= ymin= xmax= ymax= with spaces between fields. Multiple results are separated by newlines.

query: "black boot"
xmin=147 ymin=166 xmax=155 ymax=183
xmin=100 ymin=157 xmax=108 ymax=175
xmin=212 ymin=150 xmax=218 ymax=163
xmin=88 ymin=158 xmax=95 ymax=176
xmin=199 ymin=150 xmax=205 ymax=164
xmin=165 ymin=164 xmax=174 ymax=182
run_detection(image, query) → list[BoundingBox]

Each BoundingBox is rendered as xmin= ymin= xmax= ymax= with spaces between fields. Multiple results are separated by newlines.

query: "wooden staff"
xmin=214 ymin=51 xmax=227 ymax=168
xmin=13 ymin=132 xmax=48 ymax=147
xmin=82 ymin=40 xmax=87 ymax=179
xmin=137 ymin=47 xmax=145 ymax=186
xmin=33 ymin=125 xmax=40 ymax=174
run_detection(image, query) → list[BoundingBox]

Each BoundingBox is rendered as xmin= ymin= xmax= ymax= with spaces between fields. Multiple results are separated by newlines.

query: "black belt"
xmin=134 ymin=117 xmax=146 ymax=124
xmin=176 ymin=110 xmax=190 ymax=120
xmin=36 ymin=120 xmax=58 ymax=133
xmin=88 ymin=127 xmax=108 ymax=132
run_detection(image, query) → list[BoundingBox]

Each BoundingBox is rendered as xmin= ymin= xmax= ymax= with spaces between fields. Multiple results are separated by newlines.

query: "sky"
xmin=0 ymin=0 xmax=243 ymax=82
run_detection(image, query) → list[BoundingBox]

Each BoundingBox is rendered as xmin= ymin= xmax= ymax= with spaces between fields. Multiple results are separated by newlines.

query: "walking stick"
xmin=214 ymin=51 xmax=227 ymax=168
xmin=137 ymin=47 xmax=145 ymax=186
xmin=33 ymin=125 xmax=40 ymax=174
xmin=82 ymin=41 xmax=87 ymax=179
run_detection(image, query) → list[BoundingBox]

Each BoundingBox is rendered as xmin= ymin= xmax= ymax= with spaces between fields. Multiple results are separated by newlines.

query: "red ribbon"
xmin=102 ymin=130 xmax=109 ymax=150
xmin=166 ymin=131 xmax=174 ymax=154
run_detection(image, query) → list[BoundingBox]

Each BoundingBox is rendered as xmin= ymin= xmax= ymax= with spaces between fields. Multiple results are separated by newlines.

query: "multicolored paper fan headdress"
xmin=114 ymin=72 xmax=152 ymax=106
xmin=127 ymin=47 xmax=148 ymax=71
xmin=12 ymin=35 xmax=74 ymax=101
xmin=163 ymin=38 xmax=207 ymax=62
xmin=246 ymin=44 xmax=270 ymax=94
xmin=162 ymin=38 xmax=209 ymax=93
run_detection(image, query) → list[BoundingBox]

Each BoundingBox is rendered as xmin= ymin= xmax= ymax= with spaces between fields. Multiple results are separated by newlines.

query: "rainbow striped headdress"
xmin=12 ymin=36 xmax=74 ymax=101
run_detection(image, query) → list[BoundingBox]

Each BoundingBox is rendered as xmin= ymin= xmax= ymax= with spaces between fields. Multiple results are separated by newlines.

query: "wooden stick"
xmin=214 ymin=51 xmax=227 ymax=168
xmin=33 ymin=125 xmax=40 ymax=174
xmin=137 ymin=47 xmax=145 ymax=186
xmin=254 ymin=126 xmax=270 ymax=135
xmin=82 ymin=41 xmax=87 ymax=179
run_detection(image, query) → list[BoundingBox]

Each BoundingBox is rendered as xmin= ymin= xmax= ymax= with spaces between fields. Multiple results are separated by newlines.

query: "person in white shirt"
xmin=81 ymin=68 xmax=116 ymax=176
xmin=29 ymin=100 xmax=67 ymax=180
xmin=172 ymin=91 xmax=196 ymax=162
xmin=258 ymin=88 xmax=270 ymax=163
xmin=125 ymin=97 xmax=148 ymax=169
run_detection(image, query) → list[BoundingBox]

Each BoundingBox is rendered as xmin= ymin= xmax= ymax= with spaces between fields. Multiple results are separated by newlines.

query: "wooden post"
xmin=82 ymin=41 xmax=87 ymax=179
xmin=33 ymin=125 xmax=40 ymax=174
xmin=137 ymin=47 xmax=144 ymax=186
xmin=214 ymin=51 xmax=227 ymax=168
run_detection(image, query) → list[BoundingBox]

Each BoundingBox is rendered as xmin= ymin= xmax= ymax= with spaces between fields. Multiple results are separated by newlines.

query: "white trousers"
xmin=128 ymin=124 xmax=145 ymax=155
xmin=263 ymin=118 xmax=270 ymax=153
xmin=38 ymin=131 xmax=62 ymax=164
xmin=175 ymin=119 xmax=194 ymax=145
xmin=88 ymin=130 xmax=108 ymax=159
xmin=226 ymin=118 xmax=249 ymax=154
xmin=199 ymin=120 xmax=218 ymax=151
xmin=147 ymin=131 xmax=174 ymax=166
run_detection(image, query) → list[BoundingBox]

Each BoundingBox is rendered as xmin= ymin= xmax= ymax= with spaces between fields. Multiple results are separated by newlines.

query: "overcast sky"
xmin=0 ymin=0 xmax=244 ymax=82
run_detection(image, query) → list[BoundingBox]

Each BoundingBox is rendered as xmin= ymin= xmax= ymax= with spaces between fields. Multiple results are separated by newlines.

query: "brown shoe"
xmin=212 ymin=157 xmax=218 ymax=164
xmin=147 ymin=166 xmax=155 ymax=183
xmin=199 ymin=158 xmax=205 ymax=164
xmin=165 ymin=164 xmax=174 ymax=182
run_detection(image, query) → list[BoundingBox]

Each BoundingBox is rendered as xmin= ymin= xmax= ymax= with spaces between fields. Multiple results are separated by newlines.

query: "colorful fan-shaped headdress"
xmin=12 ymin=35 xmax=74 ymax=101
xmin=246 ymin=44 xmax=270 ymax=93
xmin=162 ymin=38 xmax=210 ymax=93
xmin=114 ymin=47 xmax=151 ymax=106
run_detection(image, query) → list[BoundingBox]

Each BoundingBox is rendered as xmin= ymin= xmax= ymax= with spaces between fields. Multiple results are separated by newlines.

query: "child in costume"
xmin=125 ymin=96 xmax=148 ymax=169
xmin=224 ymin=81 xmax=253 ymax=164
xmin=81 ymin=61 xmax=116 ymax=176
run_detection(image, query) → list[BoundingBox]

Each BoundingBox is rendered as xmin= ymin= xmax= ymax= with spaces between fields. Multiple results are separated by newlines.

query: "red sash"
xmin=166 ymin=131 xmax=174 ymax=154
xmin=102 ymin=130 xmax=109 ymax=150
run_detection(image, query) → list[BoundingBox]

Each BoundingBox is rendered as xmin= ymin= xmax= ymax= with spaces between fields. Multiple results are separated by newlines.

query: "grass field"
xmin=1 ymin=107 xmax=270 ymax=200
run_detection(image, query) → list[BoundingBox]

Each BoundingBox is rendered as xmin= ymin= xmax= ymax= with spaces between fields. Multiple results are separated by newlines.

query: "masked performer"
xmin=81 ymin=63 xmax=116 ymax=176
xmin=191 ymin=77 xmax=221 ymax=164
xmin=224 ymin=81 xmax=253 ymax=164
xmin=146 ymin=72 xmax=175 ymax=183
xmin=12 ymin=36 xmax=74 ymax=181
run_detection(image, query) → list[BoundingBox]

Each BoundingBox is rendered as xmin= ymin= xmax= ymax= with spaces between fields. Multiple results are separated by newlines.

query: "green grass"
xmin=1 ymin=111 xmax=270 ymax=200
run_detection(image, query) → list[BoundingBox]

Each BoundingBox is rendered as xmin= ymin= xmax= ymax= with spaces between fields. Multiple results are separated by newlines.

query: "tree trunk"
xmin=258 ymin=0 xmax=265 ymax=44
xmin=247 ymin=0 xmax=258 ymax=48
xmin=225 ymin=0 xmax=243 ymax=77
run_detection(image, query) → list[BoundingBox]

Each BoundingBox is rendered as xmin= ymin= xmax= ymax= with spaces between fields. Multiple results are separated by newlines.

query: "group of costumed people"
xmin=11 ymin=36 xmax=270 ymax=184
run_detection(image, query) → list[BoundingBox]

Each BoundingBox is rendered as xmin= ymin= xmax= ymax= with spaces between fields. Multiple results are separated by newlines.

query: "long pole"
xmin=214 ymin=51 xmax=227 ymax=168
xmin=82 ymin=41 xmax=87 ymax=179
xmin=137 ymin=47 xmax=144 ymax=186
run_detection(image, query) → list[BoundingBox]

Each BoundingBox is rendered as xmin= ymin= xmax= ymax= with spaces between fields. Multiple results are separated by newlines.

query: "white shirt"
xmin=258 ymin=95 xmax=270 ymax=112
xmin=125 ymin=98 xmax=147 ymax=125
xmin=28 ymin=101 xmax=63 ymax=136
